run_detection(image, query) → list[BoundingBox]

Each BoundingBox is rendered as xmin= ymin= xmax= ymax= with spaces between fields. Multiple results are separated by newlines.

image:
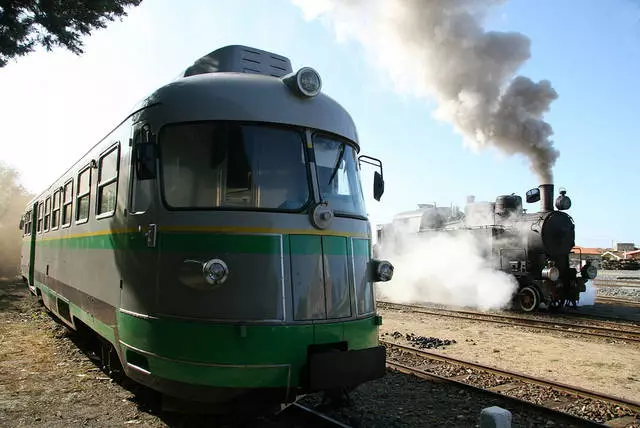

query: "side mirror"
xmin=373 ymin=171 xmax=384 ymax=201
xmin=525 ymin=188 xmax=540 ymax=203
xmin=358 ymin=155 xmax=385 ymax=202
xmin=135 ymin=143 xmax=157 ymax=180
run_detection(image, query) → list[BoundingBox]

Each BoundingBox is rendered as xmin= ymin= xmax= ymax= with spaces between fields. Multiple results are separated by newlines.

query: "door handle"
xmin=139 ymin=223 xmax=157 ymax=248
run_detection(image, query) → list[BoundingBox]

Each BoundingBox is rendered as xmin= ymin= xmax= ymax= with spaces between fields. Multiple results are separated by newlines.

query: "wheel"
xmin=517 ymin=286 xmax=540 ymax=312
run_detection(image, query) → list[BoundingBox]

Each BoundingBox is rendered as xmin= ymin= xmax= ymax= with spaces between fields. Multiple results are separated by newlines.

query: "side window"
xmin=62 ymin=180 xmax=73 ymax=227
xmin=97 ymin=145 xmax=120 ymax=217
xmin=76 ymin=167 xmax=91 ymax=223
xmin=44 ymin=197 xmax=51 ymax=232
xmin=26 ymin=210 xmax=31 ymax=235
xmin=52 ymin=190 xmax=61 ymax=229
xmin=37 ymin=201 xmax=43 ymax=233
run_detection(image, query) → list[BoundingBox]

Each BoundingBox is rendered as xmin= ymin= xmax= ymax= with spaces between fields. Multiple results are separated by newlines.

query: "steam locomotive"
xmin=376 ymin=184 xmax=597 ymax=312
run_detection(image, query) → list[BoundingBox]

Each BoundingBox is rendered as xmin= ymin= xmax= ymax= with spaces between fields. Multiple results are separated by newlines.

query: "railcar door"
xmin=118 ymin=123 xmax=159 ymax=316
xmin=27 ymin=203 xmax=37 ymax=291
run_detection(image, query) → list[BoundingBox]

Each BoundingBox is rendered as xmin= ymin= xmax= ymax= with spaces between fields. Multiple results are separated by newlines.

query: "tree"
xmin=0 ymin=161 xmax=33 ymax=277
xmin=0 ymin=0 xmax=143 ymax=67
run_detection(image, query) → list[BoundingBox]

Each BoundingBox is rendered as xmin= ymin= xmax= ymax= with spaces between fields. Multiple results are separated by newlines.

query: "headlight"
xmin=542 ymin=266 xmax=560 ymax=282
xmin=581 ymin=263 xmax=597 ymax=280
xmin=203 ymin=259 xmax=229 ymax=285
xmin=283 ymin=67 xmax=322 ymax=97
xmin=373 ymin=260 xmax=394 ymax=282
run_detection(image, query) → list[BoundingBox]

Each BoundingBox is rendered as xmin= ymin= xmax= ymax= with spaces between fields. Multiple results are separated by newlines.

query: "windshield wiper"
xmin=327 ymin=143 xmax=346 ymax=185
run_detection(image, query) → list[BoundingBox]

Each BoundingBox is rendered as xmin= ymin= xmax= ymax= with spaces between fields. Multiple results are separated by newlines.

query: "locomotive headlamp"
xmin=283 ymin=67 xmax=322 ymax=97
xmin=203 ymin=259 xmax=229 ymax=286
xmin=581 ymin=263 xmax=598 ymax=280
xmin=372 ymin=259 xmax=394 ymax=282
xmin=541 ymin=266 xmax=560 ymax=282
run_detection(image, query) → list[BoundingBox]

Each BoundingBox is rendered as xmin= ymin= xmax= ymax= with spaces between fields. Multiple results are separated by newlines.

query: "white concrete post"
xmin=480 ymin=406 xmax=512 ymax=428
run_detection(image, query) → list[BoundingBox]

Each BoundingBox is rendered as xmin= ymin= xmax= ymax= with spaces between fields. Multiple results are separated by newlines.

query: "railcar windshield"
xmin=313 ymin=134 xmax=366 ymax=217
xmin=160 ymin=122 xmax=310 ymax=210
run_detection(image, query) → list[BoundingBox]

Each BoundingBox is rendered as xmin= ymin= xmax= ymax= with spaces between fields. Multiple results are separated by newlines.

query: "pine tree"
xmin=0 ymin=0 xmax=143 ymax=67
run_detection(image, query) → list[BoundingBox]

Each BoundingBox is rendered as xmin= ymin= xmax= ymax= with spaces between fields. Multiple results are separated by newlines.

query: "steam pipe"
xmin=539 ymin=184 xmax=554 ymax=212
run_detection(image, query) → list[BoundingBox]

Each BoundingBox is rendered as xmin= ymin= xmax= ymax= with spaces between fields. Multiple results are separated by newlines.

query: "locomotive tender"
xmin=18 ymin=45 xmax=394 ymax=409
xmin=376 ymin=184 xmax=596 ymax=312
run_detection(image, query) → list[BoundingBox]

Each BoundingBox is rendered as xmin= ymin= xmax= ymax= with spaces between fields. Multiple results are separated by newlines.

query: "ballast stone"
xmin=480 ymin=406 xmax=512 ymax=428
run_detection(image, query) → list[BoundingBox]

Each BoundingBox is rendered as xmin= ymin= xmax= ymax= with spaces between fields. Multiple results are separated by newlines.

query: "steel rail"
xmin=381 ymin=340 xmax=640 ymax=415
xmin=378 ymin=301 xmax=640 ymax=343
xmin=276 ymin=400 xmax=353 ymax=427
xmin=385 ymin=360 xmax=606 ymax=428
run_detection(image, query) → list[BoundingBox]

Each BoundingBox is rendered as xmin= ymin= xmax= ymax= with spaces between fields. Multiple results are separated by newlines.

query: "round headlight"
xmin=542 ymin=266 xmax=560 ymax=282
xmin=203 ymin=259 xmax=229 ymax=286
xmin=296 ymin=67 xmax=322 ymax=97
xmin=376 ymin=260 xmax=394 ymax=282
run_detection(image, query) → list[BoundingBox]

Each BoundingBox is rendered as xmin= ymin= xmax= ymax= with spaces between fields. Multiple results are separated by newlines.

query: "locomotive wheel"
xmin=518 ymin=286 xmax=540 ymax=312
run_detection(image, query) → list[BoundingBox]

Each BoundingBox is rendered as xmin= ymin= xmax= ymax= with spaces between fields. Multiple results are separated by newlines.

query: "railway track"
xmin=382 ymin=340 xmax=640 ymax=427
xmin=276 ymin=401 xmax=353 ymax=427
xmin=597 ymin=295 xmax=640 ymax=307
xmin=378 ymin=301 xmax=640 ymax=343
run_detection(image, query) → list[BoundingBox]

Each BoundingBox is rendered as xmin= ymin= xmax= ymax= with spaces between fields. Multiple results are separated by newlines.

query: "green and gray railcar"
xmin=18 ymin=45 xmax=394 ymax=408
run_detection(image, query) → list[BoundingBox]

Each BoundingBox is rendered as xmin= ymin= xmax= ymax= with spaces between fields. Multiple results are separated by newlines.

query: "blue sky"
xmin=0 ymin=0 xmax=638 ymax=248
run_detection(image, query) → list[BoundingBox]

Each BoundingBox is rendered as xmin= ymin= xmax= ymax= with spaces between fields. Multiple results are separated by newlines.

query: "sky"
xmin=0 ymin=0 xmax=638 ymax=248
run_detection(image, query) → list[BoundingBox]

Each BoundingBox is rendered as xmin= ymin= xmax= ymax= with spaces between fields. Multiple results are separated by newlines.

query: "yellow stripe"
xmin=38 ymin=228 xmax=137 ymax=242
xmin=32 ymin=226 xmax=369 ymax=240
xmin=159 ymin=225 xmax=369 ymax=238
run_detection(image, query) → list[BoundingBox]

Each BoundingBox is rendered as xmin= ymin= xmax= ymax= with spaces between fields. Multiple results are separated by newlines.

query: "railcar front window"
xmin=160 ymin=122 xmax=309 ymax=211
xmin=312 ymin=134 xmax=366 ymax=217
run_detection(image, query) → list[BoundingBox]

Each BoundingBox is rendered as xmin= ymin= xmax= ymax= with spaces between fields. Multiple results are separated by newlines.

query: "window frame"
xmin=37 ymin=201 xmax=44 ymax=233
xmin=75 ymin=165 xmax=92 ymax=224
xmin=61 ymin=179 xmax=74 ymax=228
xmin=157 ymin=120 xmax=313 ymax=213
xmin=95 ymin=142 xmax=121 ymax=220
xmin=44 ymin=196 xmax=51 ymax=232
xmin=51 ymin=190 xmax=61 ymax=230
xmin=311 ymin=131 xmax=367 ymax=220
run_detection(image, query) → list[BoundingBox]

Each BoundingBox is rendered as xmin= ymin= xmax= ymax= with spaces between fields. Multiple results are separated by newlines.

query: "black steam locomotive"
xmin=376 ymin=184 xmax=598 ymax=312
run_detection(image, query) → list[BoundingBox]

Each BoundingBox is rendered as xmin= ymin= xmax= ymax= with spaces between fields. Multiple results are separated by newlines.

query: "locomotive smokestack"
xmin=539 ymin=184 xmax=554 ymax=212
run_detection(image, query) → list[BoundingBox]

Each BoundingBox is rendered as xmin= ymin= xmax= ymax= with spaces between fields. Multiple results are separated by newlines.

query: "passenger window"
xmin=44 ymin=197 xmax=51 ymax=232
xmin=76 ymin=167 xmax=91 ymax=223
xmin=52 ymin=190 xmax=61 ymax=229
xmin=25 ymin=210 xmax=31 ymax=235
xmin=97 ymin=145 xmax=119 ymax=217
xmin=37 ymin=202 xmax=43 ymax=233
xmin=62 ymin=180 xmax=73 ymax=227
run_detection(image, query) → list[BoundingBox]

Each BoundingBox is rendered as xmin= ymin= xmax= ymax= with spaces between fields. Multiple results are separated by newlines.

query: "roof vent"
xmin=181 ymin=45 xmax=293 ymax=78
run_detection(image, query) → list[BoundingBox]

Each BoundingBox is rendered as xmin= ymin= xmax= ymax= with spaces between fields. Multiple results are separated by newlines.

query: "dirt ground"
xmin=0 ymin=278 xmax=172 ymax=427
xmin=2 ymin=276 xmax=638 ymax=427
xmin=378 ymin=307 xmax=640 ymax=402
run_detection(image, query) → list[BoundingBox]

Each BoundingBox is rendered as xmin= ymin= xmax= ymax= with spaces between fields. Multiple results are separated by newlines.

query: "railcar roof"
xmin=139 ymin=72 xmax=359 ymax=144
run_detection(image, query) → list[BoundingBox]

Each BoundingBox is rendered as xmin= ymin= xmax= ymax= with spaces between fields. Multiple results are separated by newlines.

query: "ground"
xmin=378 ymin=307 xmax=640 ymax=402
xmin=1 ymin=277 xmax=638 ymax=427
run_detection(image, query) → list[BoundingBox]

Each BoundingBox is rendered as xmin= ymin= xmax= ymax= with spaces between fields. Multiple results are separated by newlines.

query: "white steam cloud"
xmin=374 ymin=225 xmax=519 ymax=310
xmin=292 ymin=0 xmax=560 ymax=182
xmin=576 ymin=280 xmax=596 ymax=306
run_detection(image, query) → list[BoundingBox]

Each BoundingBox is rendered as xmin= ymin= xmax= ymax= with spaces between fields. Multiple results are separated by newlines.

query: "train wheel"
xmin=517 ymin=286 xmax=540 ymax=312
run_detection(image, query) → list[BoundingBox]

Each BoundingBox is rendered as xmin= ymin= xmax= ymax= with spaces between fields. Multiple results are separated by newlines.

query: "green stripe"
xmin=34 ymin=232 xmax=370 ymax=255
xmin=352 ymin=238 xmax=370 ymax=257
xmin=117 ymin=311 xmax=379 ymax=387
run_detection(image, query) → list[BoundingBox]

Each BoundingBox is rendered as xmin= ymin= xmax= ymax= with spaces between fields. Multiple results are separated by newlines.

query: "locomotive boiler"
xmin=489 ymin=184 xmax=598 ymax=311
xmin=376 ymin=184 xmax=597 ymax=312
